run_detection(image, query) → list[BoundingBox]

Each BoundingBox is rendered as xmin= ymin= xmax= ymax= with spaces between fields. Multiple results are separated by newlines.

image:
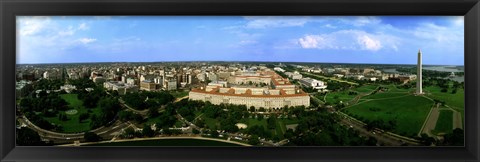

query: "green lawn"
xmin=424 ymin=86 xmax=464 ymax=110
xmin=424 ymin=85 xmax=464 ymax=127
xmin=434 ymin=110 xmax=453 ymax=133
xmin=275 ymin=120 xmax=286 ymax=139
xmin=353 ymin=85 xmax=378 ymax=93
xmin=44 ymin=94 xmax=102 ymax=133
xmin=362 ymin=92 xmax=409 ymax=100
xmin=344 ymin=95 xmax=434 ymax=137
xmin=382 ymin=84 xmax=410 ymax=93
xmin=175 ymin=120 xmax=185 ymax=127
xmin=247 ymin=118 xmax=268 ymax=129
xmin=203 ymin=117 xmax=219 ymax=130
xmin=324 ymin=91 xmax=356 ymax=104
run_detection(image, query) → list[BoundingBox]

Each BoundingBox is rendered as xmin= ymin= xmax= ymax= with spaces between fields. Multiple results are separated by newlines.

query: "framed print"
xmin=1 ymin=0 xmax=479 ymax=161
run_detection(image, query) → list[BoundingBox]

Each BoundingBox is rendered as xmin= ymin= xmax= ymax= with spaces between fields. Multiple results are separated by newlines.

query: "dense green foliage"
xmin=123 ymin=91 xmax=175 ymax=110
xmin=16 ymin=127 xmax=49 ymax=146
xmin=84 ymin=132 xmax=102 ymax=142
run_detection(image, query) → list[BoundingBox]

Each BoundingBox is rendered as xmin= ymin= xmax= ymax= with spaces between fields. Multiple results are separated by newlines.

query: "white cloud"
xmin=357 ymin=35 xmax=382 ymax=51
xmin=323 ymin=24 xmax=336 ymax=28
xmin=17 ymin=16 xmax=51 ymax=36
xmin=298 ymin=35 xmax=326 ymax=49
xmin=78 ymin=38 xmax=97 ymax=44
xmin=297 ymin=30 xmax=398 ymax=52
xmin=78 ymin=23 xmax=89 ymax=30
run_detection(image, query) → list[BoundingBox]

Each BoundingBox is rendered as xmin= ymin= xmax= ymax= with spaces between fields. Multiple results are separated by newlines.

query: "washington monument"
xmin=416 ymin=49 xmax=423 ymax=94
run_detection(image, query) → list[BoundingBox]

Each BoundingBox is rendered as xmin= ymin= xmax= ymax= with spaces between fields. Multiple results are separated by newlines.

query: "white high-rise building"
xmin=416 ymin=49 xmax=423 ymax=94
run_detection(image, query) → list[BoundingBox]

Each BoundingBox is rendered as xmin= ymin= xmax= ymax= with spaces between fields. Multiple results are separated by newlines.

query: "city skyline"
xmin=17 ymin=16 xmax=464 ymax=65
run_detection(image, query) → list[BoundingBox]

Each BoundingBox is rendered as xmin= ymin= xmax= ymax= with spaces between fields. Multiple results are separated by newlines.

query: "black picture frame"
xmin=1 ymin=0 xmax=479 ymax=161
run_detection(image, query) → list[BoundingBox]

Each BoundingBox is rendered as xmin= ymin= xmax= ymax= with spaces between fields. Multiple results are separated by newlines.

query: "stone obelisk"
xmin=416 ymin=49 xmax=423 ymax=94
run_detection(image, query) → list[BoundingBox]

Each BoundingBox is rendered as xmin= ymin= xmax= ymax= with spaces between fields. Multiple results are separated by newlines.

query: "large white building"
xmin=104 ymin=81 xmax=138 ymax=95
xmin=189 ymin=70 xmax=309 ymax=109
xmin=299 ymin=77 xmax=327 ymax=90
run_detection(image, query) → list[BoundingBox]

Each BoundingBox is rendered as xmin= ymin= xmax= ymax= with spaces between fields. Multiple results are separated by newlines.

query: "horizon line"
xmin=16 ymin=60 xmax=464 ymax=66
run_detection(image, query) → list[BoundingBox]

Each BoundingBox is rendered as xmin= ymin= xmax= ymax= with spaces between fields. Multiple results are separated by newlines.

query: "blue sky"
xmin=17 ymin=16 xmax=464 ymax=65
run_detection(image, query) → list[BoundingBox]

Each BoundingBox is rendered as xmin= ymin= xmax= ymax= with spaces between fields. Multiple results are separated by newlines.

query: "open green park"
xmin=335 ymin=79 xmax=463 ymax=137
xmin=199 ymin=114 xmax=298 ymax=140
xmin=43 ymin=94 xmax=102 ymax=133
xmin=343 ymin=94 xmax=434 ymax=137
xmin=424 ymin=84 xmax=465 ymax=127
xmin=434 ymin=110 xmax=453 ymax=134
xmin=318 ymin=84 xmax=379 ymax=104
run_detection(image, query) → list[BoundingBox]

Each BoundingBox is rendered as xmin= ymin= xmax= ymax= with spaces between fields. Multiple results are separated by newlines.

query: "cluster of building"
xmin=273 ymin=67 xmax=327 ymax=90
xmin=295 ymin=65 xmax=417 ymax=83
xmin=189 ymin=68 xmax=310 ymax=110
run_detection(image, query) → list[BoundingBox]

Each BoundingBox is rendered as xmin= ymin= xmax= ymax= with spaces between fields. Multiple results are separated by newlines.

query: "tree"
xmin=78 ymin=113 xmax=90 ymax=123
xmin=16 ymin=127 xmax=47 ymax=146
xmin=443 ymin=128 xmax=464 ymax=146
xmin=118 ymin=110 xmax=134 ymax=121
xmin=267 ymin=115 xmax=277 ymax=129
xmin=84 ymin=132 xmax=102 ymax=142
xmin=211 ymin=130 xmax=219 ymax=138
xmin=195 ymin=119 xmax=205 ymax=128
xmin=258 ymin=107 xmax=266 ymax=112
xmin=58 ymin=113 xmax=68 ymax=121
xmin=142 ymin=124 xmax=156 ymax=137
xmin=162 ymin=126 xmax=172 ymax=135
xmin=148 ymin=107 xmax=159 ymax=118
xmin=192 ymin=129 xmax=200 ymax=134
xmin=248 ymin=135 xmax=260 ymax=145
xmin=257 ymin=114 xmax=264 ymax=121
xmin=123 ymin=127 xmax=136 ymax=138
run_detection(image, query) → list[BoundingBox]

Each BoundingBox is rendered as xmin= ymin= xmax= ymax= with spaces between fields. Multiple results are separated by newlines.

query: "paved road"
xmin=118 ymin=98 xmax=148 ymax=115
xmin=452 ymin=110 xmax=463 ymax=129
xmin=19 ymin=116 xmax=131 ymax=144
xmin=60 ymin=136 xmax=251 ymax=146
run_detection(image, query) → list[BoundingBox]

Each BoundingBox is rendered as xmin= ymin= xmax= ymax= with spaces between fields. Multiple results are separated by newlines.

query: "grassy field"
xmin=324 ymin=91 xmax=356 ymax=104
xmin=86 ymin=138 xmax=243 ymax=146
xmin=344 ymin=95 xmax=434 ymax=137
xmin=203 ymin=117 xmax=219 ymax=130
xmin=322 ymin=84 xmax=378 ymax=104
xmin=247 ymin=118 xmax=268 ymax=129
xmin=424 ymin=85 xmax=464 ymax=110
xmin=434 ymin=110 xmax=453 ymax=133
xmin=44 ymin=94 xmax=102 ymax=133
xmin=353 ymin=85 xmax=378 ymax=93
xmin=424 ymin=84 xmax=464 ymax=127
xmin=362 ymin=92 xmax=410 ymax=100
